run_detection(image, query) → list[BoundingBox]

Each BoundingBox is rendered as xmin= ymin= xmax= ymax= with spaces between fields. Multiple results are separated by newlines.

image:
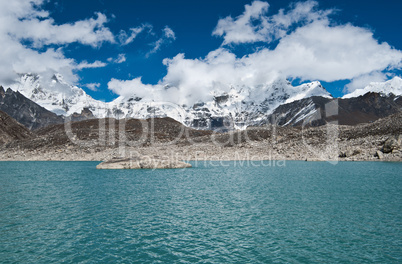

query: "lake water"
xmin=0 ymin=161 xmax=401 ymax=263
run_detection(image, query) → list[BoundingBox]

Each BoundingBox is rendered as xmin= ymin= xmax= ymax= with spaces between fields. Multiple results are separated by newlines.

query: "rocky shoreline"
xmin=0 ymin=145 xmax=400 ymax=163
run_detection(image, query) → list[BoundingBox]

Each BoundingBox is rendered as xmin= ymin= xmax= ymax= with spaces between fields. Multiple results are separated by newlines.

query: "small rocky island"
xmin=96 ymin=156 xmax=192 ymax=169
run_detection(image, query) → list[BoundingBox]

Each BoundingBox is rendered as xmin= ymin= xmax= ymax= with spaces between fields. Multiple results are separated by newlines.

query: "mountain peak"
xmin=343 ymin=76 xmax=402 ymax=99
xmin=284 ymin=81 xmax=332 ymax=104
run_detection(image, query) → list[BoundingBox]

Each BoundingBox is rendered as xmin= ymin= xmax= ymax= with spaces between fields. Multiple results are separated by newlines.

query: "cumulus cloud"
xmin=86 ymin=83 xmax=101 ymax=91
xmin=0 ymin=44 xmax=77 ymax=85
xmin=10 ymin=12 xmax=114 ymax=48
xmin=109 ymin=0 xmax=402 ymax=104
xmin=213 ymin=0 xmax=270 ymax=44
xmin=252 ymin=20 xmax=402 ymax=81
xmin=147 ymin=26 xmax=176 ymax=56
xmin=212 ymin=0 xmax=331 ymax=45
xmin=0 ymin=0 xmax=114 ymax=87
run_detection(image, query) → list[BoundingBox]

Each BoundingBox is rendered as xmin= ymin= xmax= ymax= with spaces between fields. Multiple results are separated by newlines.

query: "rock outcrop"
xmin=96 ymin=156 xmax=192 ymax=169
xmin=375 ymin=150 xmax=384 ymax=159
xmin=339 ymin=148 xmax=361 ymax=158
xmin=382 ymin=136 xmax=400 ymax=153
xmin=70 ymin=107 xmax=95 ymax=122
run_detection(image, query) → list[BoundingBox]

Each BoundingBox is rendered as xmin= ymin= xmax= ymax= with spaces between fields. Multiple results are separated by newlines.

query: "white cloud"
xmin=212 ymin=0 xmax=331 ymax=45
xmin=147 ymin=26 xmax=176 ymax=56
xmin=108 ymin=54 xmax=126 ymax=64
xmin=118 ymin=24 xmax=175 ymax=56
xmin=0 ymin=0 xmax=115 ymax=87
xmin=163 ymin=26 xmax=176 ymax=40
xmin=109 ymin=0 xmax=402 ymax=104
xmin=76 ymin=60 xmax=107 ymax=70
xmin=86 ymin=83 xmax=101 ymax=91
xmin=345 ymin=72 xmax=388 ymax=93
xmin=0 ymin=0 xmax=48 ymax=23
xmin=213 ymin=1 xmax=270 ymax=44
xmin=0 ymin=43 xmax=77 ymax=85
xmin=119 ymin=24 xmax=152 ymax=45
xmin=10 ymin=12 xmax=115 ymax=48
xmin=251 ymin=20 xmax=402 ymax=82
xmin=108 ymin=77 xmax=160 ymax=98
xmin=272 ymin=1 xmax=330 ymax=27
xmin=115 ymin=54 xmax=127 ymax=64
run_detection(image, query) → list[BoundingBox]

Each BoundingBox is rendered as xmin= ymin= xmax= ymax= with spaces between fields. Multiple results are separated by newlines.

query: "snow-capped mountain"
xmin=182 ymin=80 xmax=331 ymax=129
xmin=9 ymin=73 xmax=332 ymax=130
xmin=10 ymin=73 xmax=103 ymax=116
xmin=343 ymin=76 xmax=402 ymax=98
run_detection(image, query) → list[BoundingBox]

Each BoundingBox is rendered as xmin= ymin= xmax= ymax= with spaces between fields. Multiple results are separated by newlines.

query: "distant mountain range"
xmin=8 ymin=73 xmax=333 ymax=130
xmin=1 ymin=73 xmax=401 ymax=131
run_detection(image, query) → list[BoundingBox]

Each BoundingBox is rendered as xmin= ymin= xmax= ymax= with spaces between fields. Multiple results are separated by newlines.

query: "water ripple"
xmin=0 ymin=161 xmax=401 ymax=263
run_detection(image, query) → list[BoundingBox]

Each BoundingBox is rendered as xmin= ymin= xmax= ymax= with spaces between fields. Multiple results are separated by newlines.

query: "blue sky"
xmin=1 ymin=0 xmax=402 ymax=101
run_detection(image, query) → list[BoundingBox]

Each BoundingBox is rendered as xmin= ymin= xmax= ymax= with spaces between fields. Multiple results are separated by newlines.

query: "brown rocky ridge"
xmin=0 ymin=111 xmax=400 ymax=162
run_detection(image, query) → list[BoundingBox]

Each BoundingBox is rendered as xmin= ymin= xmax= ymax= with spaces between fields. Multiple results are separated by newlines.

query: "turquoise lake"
xmin=0 ymin=161 xmax=401 ymax=263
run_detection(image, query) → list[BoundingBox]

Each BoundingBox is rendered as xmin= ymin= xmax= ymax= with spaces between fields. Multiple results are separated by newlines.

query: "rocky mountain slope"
xmin=0 ymin=110 xmax=32 ymax=144
xmin=264 ymin=92 xmax=402 ymax=126
xmin=0 ymin=85 xmax=64 ymax=130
